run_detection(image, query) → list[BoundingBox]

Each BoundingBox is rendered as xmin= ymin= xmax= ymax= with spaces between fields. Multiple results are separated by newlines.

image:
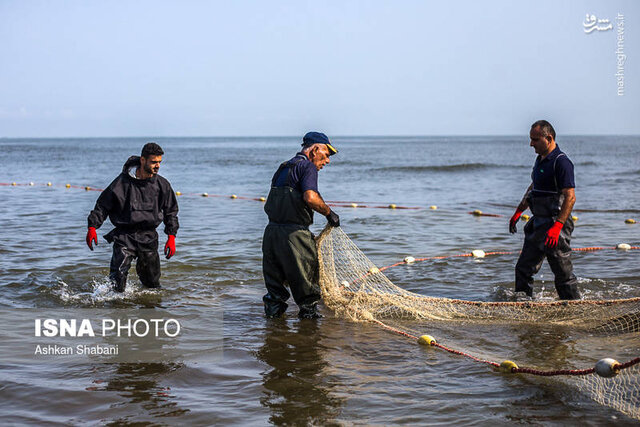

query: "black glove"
xmin=326 ymin=210 xmax=340 ymax=227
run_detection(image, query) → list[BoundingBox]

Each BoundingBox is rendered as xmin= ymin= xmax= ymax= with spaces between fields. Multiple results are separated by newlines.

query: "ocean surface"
xmin=0 ymin=135 xmax=639 ymax=425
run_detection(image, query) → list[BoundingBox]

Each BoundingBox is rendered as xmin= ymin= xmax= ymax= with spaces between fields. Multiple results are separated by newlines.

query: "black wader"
xmin=106 ymin=228 xmax=162 ymax=292
xmin=515 ymin=182 xmax=580 ymax=300
xmin=262 ymin=159 xmax=321 ymax=318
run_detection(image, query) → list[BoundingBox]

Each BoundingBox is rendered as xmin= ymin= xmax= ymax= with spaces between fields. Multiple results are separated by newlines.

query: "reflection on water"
xmin=516 ymin=326 xmax=573 ymax=369
xmin=256 ymin=319 xmax=344 ymax=425
xmin=1 ymin=136 xmax=638 ymax=423
xmin=89 ymin=362 xmax=188 ymax=420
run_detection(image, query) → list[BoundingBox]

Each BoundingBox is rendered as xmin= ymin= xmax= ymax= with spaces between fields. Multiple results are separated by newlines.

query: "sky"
xmin=0 ymin=0 xmax=638 ymax=137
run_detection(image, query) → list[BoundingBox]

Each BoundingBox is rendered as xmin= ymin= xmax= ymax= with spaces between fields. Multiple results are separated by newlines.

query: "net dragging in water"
xmin=316 ymin=226 xmax=640 ymax=420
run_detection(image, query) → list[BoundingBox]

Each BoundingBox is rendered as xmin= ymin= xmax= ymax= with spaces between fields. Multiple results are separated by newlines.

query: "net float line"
xmin=1 ymin=181 xmax=105 ymax=191
xmin=361 ymin=246 xmax=639 ymax=281
xmin=2 ymin=182 xmax=638 ymax=224
xmin=370 ymin=317 xmax=640 ymax=378
xmin=347 ymin=277 xmax=640 ymax=379
xmin=316 ymin=227 xmax=640 ymax=419
xmin=0 ymin=182 xmax=499 ymax=214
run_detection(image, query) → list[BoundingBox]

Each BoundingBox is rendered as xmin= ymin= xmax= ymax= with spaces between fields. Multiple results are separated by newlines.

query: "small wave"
xmin=49 ymin=277 xmax=160 ymax=306
xmin=373 ymin=163 xmax=524 ymax=173
xmin=491 ymin=278 xmax=638 ymax=302
xmin=491 ymin=285 xmax=560 ymax=302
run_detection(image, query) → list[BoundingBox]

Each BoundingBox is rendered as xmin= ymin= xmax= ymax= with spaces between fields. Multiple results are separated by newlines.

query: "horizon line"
xmin=2 ymin=133 xmax=639 ymax=139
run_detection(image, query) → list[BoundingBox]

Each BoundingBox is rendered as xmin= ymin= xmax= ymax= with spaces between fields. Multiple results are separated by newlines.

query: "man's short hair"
xmin=531 ymin=120 xmax=556 ymax=140
xmin=141 ymin=142 xmax=164 ymax=158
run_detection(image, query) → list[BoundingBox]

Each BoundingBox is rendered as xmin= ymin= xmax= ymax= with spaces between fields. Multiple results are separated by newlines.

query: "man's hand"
xmin=164 ymin=235 xmax=176 ymax=259
xmin=86 ymin=227 xmax=98 ymax=250
xmin=326 ymin=210 xmax=340 ymax=227
xmin=545 ymin=222 xmax=564 ymax=248
xmin=509 ymin=209 xmax=524 ymax=234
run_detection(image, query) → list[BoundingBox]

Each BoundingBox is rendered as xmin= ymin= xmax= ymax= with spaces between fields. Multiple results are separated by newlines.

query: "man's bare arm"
xmin=303 ymin=190 xmax=331 ymax=216
xmin=516 ymin=183 xmax=533 ymax=211
xmin=557 ymin=187 xmax=576 ymax=224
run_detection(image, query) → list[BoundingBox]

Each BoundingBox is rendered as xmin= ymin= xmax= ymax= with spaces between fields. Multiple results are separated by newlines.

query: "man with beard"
xmin=86 ymin=142 xmax=179 ymax=292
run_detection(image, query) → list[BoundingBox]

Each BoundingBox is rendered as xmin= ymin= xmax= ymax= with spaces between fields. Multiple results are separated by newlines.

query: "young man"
xmin=86 ymin=142 xmax=179 ymax=292
xmin=262 ymin=131 xmax=340 ymax=319
xmin=509 ymin=120 xmax=580 ymax=300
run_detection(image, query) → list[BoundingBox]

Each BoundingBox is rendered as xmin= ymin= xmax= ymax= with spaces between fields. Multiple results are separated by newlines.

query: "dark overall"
xmin=88 ymin=156 xmax=179 ymax=293
xmin=262 ymin=158 xmax=321 ymax=318
xmin=106 ymin=228 xmax=161 ymax=292
xmin=515 ymin=154 xmax=581 ymax=300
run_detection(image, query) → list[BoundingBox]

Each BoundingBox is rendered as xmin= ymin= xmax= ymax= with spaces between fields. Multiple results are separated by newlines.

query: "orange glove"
xmin=164 ymin=235 xmax=176 ymax=259
xmin=86 ymin=227 xmax=98 ymax=250
xmin=509 ymin=209 xmax=524 ymax=234
xmin=545 ymin=221 xmax=564 ymax=248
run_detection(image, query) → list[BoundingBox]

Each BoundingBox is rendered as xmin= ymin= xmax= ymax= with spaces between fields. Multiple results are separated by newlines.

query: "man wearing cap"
xmin=509 ymin=120 xmax=580 ymax=300
xmin=261 ymin=131 xmax=340 ymax=319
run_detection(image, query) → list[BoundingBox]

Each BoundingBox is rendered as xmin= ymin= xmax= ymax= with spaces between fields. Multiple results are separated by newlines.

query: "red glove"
xmin=509 ymin=209 xmax=524 ymax=234
xmin=86 ymin=227 xmax=98 ymax=250
xmin=164 ymin=235 xmax=176 ymax=259
xmin=545 ymin=221 xmax=564 ymax=248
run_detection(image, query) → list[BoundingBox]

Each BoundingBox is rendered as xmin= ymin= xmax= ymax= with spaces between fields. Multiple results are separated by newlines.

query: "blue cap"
xmin=302 ymin=131 xmax=338 ymax=155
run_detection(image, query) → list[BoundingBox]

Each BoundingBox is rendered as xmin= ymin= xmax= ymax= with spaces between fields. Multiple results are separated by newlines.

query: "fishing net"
xmin=316 ymin=226 xmax=640 ymax=420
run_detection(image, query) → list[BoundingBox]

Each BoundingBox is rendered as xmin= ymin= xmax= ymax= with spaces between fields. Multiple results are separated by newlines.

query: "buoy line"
xmin=4 ymin=182 xmax=638 ymax=224
xmin=367 ymin=317 xmax=640 ymax=378
xmin=367 ymin=245 xmax=640 ymax=275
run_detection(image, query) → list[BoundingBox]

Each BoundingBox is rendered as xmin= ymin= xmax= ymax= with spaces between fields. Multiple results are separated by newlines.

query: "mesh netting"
xmin=316 ymin=226 xmax=640 ymax=420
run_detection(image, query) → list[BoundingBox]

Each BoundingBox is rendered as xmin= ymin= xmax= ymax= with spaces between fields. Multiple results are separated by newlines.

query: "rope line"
xmin=371 ymin=319 xmax=639 ymax=377
xmin=619 ymin=358 xmax=640 ymax=370
xmin=341 ymin=243 xmax=640 ymax=293
xmin=4 ymin=182 xmax=639 ymax=225
xmin=378 ymin=247 xmax=640 ymax=273
xmin=513 ymin=367 xmax=595 ymax=376
xmin=333 ymin=234 xmax=640 ymax=377
xmin=0 ymin=181 xmax=515 ymax=216
xmin=431 ymin=342 xmax=501 ymax=368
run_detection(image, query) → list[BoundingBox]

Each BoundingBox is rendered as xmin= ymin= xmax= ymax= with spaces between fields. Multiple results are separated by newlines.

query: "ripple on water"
xmin=44 ymin=276 xmax=164 ymax=307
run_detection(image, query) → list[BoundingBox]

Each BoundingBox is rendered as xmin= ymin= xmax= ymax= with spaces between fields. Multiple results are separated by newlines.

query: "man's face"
xmin=141 ymin=155 xmax=162 ymax=176
xmin=308 ymin=145 xmax=331 ymax=170
xmin=529 ymin=126 xmax=553 ymax=155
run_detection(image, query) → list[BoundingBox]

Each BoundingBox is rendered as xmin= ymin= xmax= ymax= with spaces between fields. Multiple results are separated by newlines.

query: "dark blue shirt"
xmin=530 ymin=145 xmax=575 ymax=197
xmin=271 ymin=153 xmax=319 ymax=193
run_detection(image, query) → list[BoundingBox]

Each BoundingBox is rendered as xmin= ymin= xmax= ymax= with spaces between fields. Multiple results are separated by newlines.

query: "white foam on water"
xmin=490 ymin=277 xmax=635 ymax=303
xmin=51 ymin=277 xmax=159 ymax=305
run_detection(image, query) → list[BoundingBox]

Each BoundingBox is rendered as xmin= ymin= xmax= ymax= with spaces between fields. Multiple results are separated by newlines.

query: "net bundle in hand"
xmin=316 ymin=226 xmax=640 ymax=420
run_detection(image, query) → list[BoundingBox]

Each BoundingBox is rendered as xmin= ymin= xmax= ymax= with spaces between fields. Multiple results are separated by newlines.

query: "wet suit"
xmin=515 ymin=146 xmax=580 ymax=300
xmin=262 ymin=153 xmax=321 ymax=318
xmin=87 ymin=156 xmax=179 ymax=291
